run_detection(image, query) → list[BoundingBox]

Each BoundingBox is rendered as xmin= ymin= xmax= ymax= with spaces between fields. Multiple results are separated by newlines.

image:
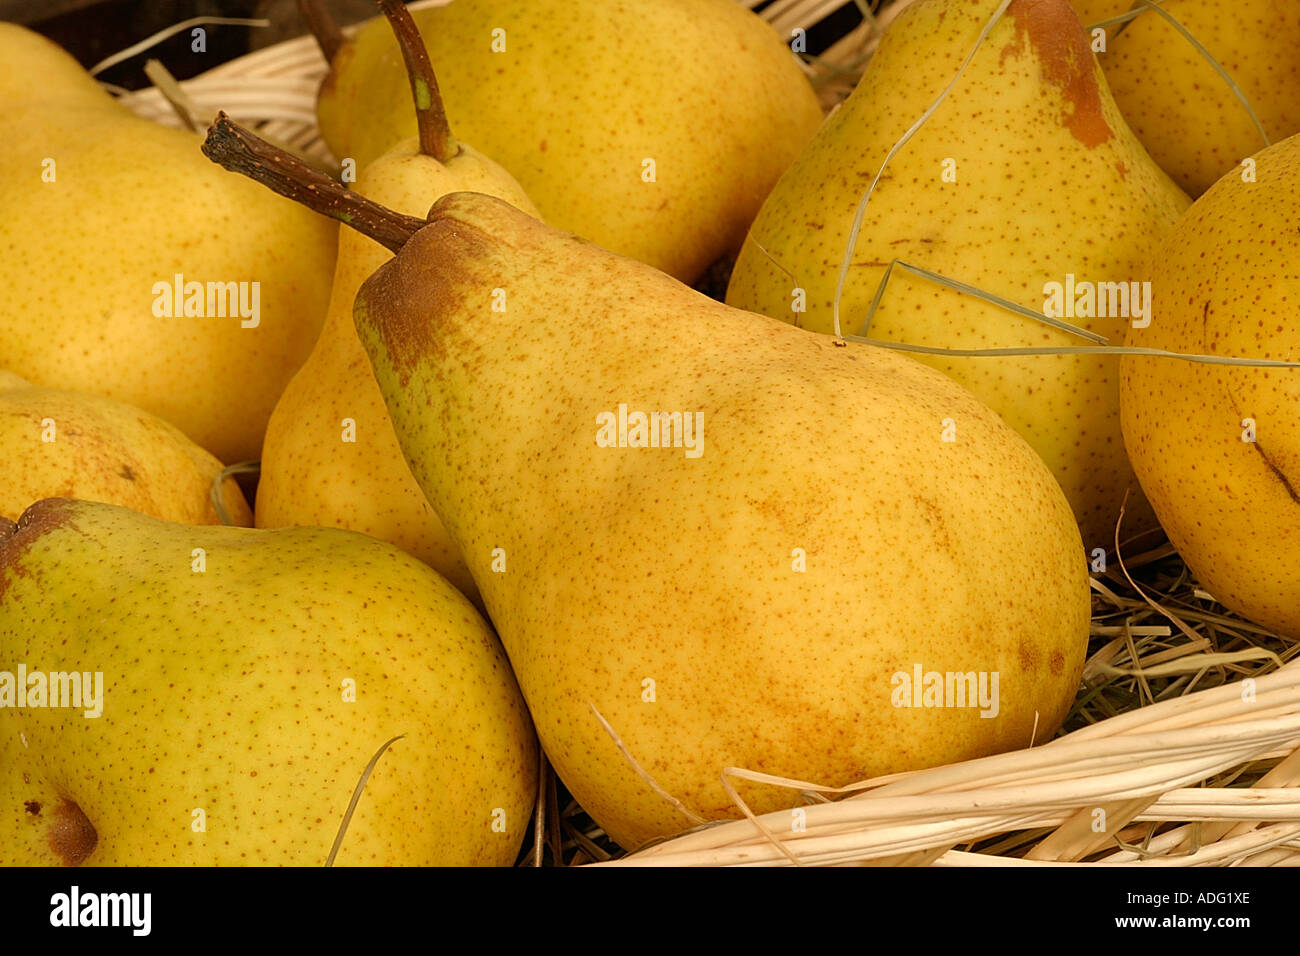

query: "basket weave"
xmin=115 ymin=0 xmax=1300 ymax=866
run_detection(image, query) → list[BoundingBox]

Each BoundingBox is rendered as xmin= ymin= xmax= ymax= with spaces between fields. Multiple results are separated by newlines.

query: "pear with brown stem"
xmin=202 ymin=118 xmax=1091 ymax=851
xmin=255 ymin=0 xmax=539 ymax=600
xmin=300 ymin=0 xmax=823 ymax=284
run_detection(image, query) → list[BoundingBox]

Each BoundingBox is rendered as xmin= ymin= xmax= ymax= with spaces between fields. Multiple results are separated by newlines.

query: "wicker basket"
xmin=114 ymin=0 xmax=1300 ymax=867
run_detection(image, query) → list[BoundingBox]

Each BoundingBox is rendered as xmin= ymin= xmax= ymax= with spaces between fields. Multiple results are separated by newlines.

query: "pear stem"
xmin=376 ymin=0 xmax=458 ymax=162
xmin=296 ymin=0 xmax=345 ymax=63
xmin=201 ymin=112 xmax=424 ymax=254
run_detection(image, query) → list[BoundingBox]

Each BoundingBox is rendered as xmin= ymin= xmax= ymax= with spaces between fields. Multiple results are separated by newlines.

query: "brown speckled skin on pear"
xmin=0 ymin=25 xmax=336 ymax=464
xmin=1122 ymin=135 xmax=1300 ymax=639
xmin=355 ymin=192 xmax=1091 ymax=851
xmin=316 ymin=0 xmax=824 ymax=284
xmin=0 ymin=499 xmax=537 ymax=865
xmin=726 ymin=0 xmax=1191 ymax=555
xmin=0 ymin=371 xmax=250 ymax=526
xmin=1073 ymin=0 xmax=1300 ymax=196
xmin=255 ymin=144 xmax=539 ymax=602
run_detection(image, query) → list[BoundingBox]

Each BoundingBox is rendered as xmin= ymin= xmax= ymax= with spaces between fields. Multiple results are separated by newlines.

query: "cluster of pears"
xmin=0 ymin=4 xmax=540 ymax=866
xmin=0 ymin=0 xmax=825 ymax=864
xmin=731 ymin=0 xmax=1298 ymax=642
xmin=1 ymin=0 xmax=1293 ymax=865
xmin=200 ymin=0 xmax=1093 ymax=852
xmin=728 ymin=0 xmax=1192 ymax=552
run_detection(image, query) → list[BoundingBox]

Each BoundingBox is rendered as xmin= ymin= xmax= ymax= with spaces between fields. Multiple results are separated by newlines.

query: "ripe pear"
xmin=1072 ymin=0 xmax=1300 ymax=195
xmin=257 ymin=0 xmax=539 ymax=600
xmin=311 ymin=0 xmax=823 ymax=283
xmin=347 ymin=191 xmax=1090 ymax=851
xmin=1070 ymin=0 xmax=1121 ymax=22
xmin=0 ymin=498 xmax=537 ymax=865
xmin=1121 ymin=133 xmax=1300 ymax=639
xmin=726 ymin=0 xmax=1190 ymax=553
xmin=0 ymin=371 xmax=249 ymax=526
xmin=0 ymin=23 xmax=336 ymax=464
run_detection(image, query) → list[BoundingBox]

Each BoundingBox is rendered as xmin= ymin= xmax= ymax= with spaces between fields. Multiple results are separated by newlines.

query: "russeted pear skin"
xmin=316 ymin=0 xmax=823 ymax=283
xmin=256 ymin=141 xmax=540 ymax=601
xmin=725 ymin=0 xmax=1191 ymax=554
xmin=1122 ymin=134 xmax=1300 ymax=639
xmin=0 ymin=498 xmax=537 ymax=865
xmin=353 ymin=191 xmax=1091 ymax=850
xmin=0 ymin=24 xmax=336 ymax=463
xmin=0 ymin=371 xmax=249 ymax=526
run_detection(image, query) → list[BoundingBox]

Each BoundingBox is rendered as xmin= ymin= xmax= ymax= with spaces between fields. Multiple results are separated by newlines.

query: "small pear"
xmin=1073 ymin=0 xmax=1300 ymax=195
xmin=308 ymin=0 xmax=822 ymax=283
xmin=0 ymin=371 xmax=249 ymax=525
xmin=257 ymin=0 xmax=539 ymax=599
xmin=726 ymin=0 xmax=1190 ymax=553
xmin=341 ymin=191 xmax=1089 ymax=851
xmin=1122 ymin=133 xmax=1300 ymax=639
xmin=0 ymin=498 xmax=537 ymax=865
xmin=0 ymin=24 xmax=336 ymax=463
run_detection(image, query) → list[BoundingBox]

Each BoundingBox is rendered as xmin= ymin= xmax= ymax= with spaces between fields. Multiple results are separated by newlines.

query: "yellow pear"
xmin=310 ymin=0 xmax=823 ymax=283
xmin=331 ymin=190 xmax=1089 ymax=851
xmin=0 ymin=24 xmax=336 ymax=463
xmin=256 ymin=0 xmax=539 ymax=600
xmin=726 ymin=0 xmax=1190 ymax=553
xmin=0 ymin=498 xmax=537 ymax=865
xmin=1122 ymin=133 xmax=1300 ymax=638
xmin=1072 ymin=0 xmax=1300 ymax=195
xmin=1070 ymin=0 xmax=1122 ymax=23
xmin=0 ymin=371 xmax=249 ymax=525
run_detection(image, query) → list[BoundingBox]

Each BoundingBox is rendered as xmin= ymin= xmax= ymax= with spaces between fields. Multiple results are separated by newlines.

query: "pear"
xmin=326 ymin=189 xmax=1087 ymax=850
xmin=0 ymin=498 xmax=537 ymax=865
xmin=0 ymin=24 xmax=336 ymax=464
xmin=1121 ymin=133 xmax=1300 ymax=639
xmin=726 ymin=0 xmax=1190 ymax=554
xmin=308 ymin=0 xmax=823 ymax=283
xmin=1070 ymin=0 xmax=1121 ymax=22
xmin=0 ymin=371 xmax=249 ymax=526
xmin=256 ymin=0 xmax=539 ymax=601
xmin=1073 ymin=0 xmax=1300 ymax=195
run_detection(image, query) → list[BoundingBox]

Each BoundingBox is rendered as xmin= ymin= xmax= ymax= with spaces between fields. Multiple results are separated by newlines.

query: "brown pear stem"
xmin=296 ymin=0 xmax=346 ymax=63
xmin=201 ymin=112 xmax=424 ymax=254
xmin=376 ymin=0 xmax=457 ymax=162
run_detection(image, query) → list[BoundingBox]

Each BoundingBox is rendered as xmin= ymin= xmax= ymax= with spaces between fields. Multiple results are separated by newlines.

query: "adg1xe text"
xmin=1128 ymin=892 xmax=1250 ymax=907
